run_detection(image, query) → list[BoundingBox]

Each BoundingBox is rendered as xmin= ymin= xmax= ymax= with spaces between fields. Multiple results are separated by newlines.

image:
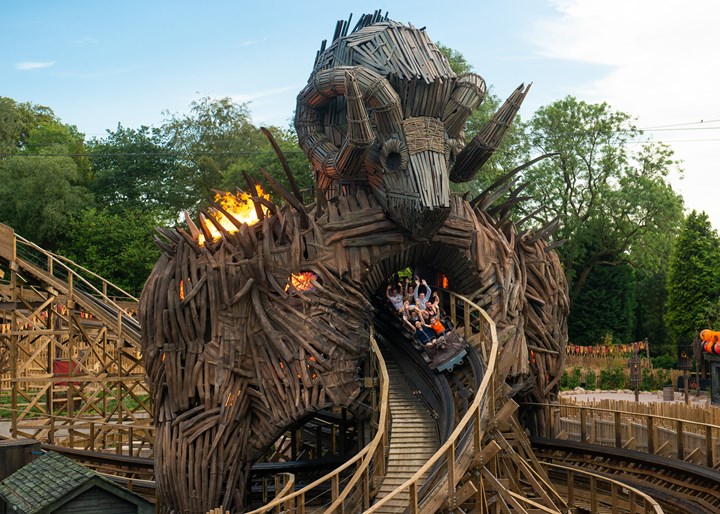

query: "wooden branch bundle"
xmin=141 ymin=15 xmax=569 ymax=513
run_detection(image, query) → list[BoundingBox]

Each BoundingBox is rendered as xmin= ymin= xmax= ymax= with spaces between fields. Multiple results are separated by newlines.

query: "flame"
xmin=441 ymin=274 xmax=449 ymax=289
xmin=198 ymin=185 xmax=271 ymax=245
xmin=286 ymin=271 xmax=318 ymax=292
xmin=179 ymin=280 xmax=185 ymax=300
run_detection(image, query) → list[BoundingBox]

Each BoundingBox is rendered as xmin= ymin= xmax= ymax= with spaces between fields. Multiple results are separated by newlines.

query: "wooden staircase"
xmin=374 ymin=359 xmax=439 ymax=513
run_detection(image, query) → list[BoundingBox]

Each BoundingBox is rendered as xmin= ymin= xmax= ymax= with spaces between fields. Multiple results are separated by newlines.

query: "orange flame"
xmin=179 ymin=280 xmax=185 ymax=300
xmin=286 ymin=271 xmax=318 ymax=292
xmin=198 ymin=185 xmax=271 ymax=245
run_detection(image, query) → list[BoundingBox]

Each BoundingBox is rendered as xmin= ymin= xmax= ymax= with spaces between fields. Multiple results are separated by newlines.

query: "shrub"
xmin=652 ymin=353 xmax=676 ymax=369
xmin=585 ymin=369 xmax=597 ymax=390
xmin=600 ymin=366 xmax=627 ymax=390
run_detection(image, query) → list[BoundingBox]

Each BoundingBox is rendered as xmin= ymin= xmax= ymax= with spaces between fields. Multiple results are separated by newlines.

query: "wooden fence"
xmin=542 ymin=400 xmax=720 ymax=467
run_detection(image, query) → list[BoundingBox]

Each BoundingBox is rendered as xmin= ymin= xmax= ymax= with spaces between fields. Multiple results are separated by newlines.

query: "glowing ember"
xmin=198 ymin=185 xmax=271 ymax=245
xmin=286 ymin=271 xmax=318 ymax=292
xmin=441 ymin=274 xmax=449 ymax=289
xmin=179 ymin=280 xmax=185 ymax=300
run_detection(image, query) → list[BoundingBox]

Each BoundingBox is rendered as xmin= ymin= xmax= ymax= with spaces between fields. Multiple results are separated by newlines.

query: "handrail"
xmin=526 ymin=401 xmax=720 ymax=468
xmin=245 ymin=327 xmax=390 ymax=513
xmin=366 ymin=291 xmax=499 ymax=512
xmin=45 ymin=250 xmax=139 ymax=302
xmin=538 ymin=401 xmax=720 ymax=431
xmin=540 ymin=461 xmax=664 ymax=514
xmin=13 ymin=233 xmax=138 ymax=305
xmin=9 ymin=230 xmax=141 ymax=345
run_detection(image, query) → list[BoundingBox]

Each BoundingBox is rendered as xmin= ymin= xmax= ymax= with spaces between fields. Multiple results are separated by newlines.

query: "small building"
xmin=0 ymin=439 xmax=41 ymax=483
xmin=0 ymin=451 xmax=153 ymax=514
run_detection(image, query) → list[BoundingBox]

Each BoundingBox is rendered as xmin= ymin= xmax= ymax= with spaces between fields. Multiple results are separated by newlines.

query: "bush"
xmin=599 ymin=366 xmax=627 ymax=390
xmin=559 ymin=370 xmax=569 ymax=390
xmin=652 ymin=353 xmax=676 ymax=369
xmin=585 ymin=369 xmax=597 ymax=390
xmin=641 ymin=368 xmax=670 ymax=391
xmin=559 ymin=367 xmax=583 ymax=390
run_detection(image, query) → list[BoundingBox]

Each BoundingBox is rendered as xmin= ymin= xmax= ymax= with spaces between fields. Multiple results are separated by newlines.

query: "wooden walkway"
xmin=374 ymin=359 xmax=438 ymax=513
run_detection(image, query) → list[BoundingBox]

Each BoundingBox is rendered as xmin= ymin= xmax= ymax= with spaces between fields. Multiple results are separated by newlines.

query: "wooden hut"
xmin=0 ymin=451 xmax=153 ymax=514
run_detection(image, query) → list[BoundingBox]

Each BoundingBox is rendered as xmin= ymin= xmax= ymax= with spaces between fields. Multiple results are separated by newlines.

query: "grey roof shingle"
xmin=0 ymin=451 xmax=108 ymax=514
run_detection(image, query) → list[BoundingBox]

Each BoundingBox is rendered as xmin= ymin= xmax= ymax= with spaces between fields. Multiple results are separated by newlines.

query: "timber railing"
xmin=0 ymin=223 xmax=150 ymax=454
xmin=526 ymin=402 xmax=720 ymax=468
xmin=0 ymin=223 xmax=140 ymax=344
xmin=541 ymin=461 xmax=664 ymax=514
xmin=246 ymin=327 xmax=390 ymax=513
xmin=366 ymin=291 xmax=499 ymax=513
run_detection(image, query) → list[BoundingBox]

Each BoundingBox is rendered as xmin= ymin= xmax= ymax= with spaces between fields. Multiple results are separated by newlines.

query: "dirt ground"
xmin=561 ymin=388 xmax=711 ymax=406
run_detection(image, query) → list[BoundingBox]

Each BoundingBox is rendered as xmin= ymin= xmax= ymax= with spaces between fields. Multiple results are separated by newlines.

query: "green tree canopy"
xmin=159 ymin=96 xmax=312 ymax=210
xmin=435 ymin=44 xmax=530 ymax=194
xmin=665 ymin=210 xmax=720 ymax=341
xmin=0 ymin=98 xmax=92 ymax=249
xmin=88 ymin=124 xmax=184 ymax=222
xmin=58 ymin=207 xmax=161 ymax=296
xmin=524 ymin=96 xmax=684 ymax=301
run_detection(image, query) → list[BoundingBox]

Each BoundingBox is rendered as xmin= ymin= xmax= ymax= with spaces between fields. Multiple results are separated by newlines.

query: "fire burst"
xmin=287 ymin=271 xmax=318 ymax=292
xmin=198 ymin=185 xmax=271 ymax=245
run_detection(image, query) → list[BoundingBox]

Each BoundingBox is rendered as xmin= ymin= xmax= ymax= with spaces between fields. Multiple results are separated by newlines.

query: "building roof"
xmin=0 ymin=451 xmax=149 ymax=514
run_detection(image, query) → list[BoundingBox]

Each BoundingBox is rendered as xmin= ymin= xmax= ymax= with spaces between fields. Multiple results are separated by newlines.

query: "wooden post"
xmin=706 ymin=425 xmax=713 ymax=468
xmin=331 ymin=474 xmax=339 ymax=502
xmin=10 ymin=257 xmax=18 ymax=438
xmin=580 ymin=408 xmax=587 ymax=443
xmin=614 ymin=411 xmax=622 ymax=448
xmin=676 ymin=420 xmax=684 ymax=460
xmin=647 ymin=416 xmax=655 ymax=454
xmin=447 ymin=443 xmax=456 ymax=507
xmin=611 ymin=483 xmax=618 ymax=514
xmin=409 ymin=482 xmax=418 ymax=514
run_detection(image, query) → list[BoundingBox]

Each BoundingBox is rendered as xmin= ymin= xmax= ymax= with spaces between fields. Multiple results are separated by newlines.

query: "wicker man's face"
xmin=377 ymin=117 xmax=451 ymax=239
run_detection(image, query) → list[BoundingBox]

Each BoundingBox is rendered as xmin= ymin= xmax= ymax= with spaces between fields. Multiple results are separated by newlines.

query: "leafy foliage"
xmin=159 ymin=97 xmax=312 ymax=211
xmin=569 ymin=261 xmax=636 ymax=344
xmin=665 ymin=210 xmax=720 ymax=341
xmin=58 ymin=208 xmax=161 ymax=296
xmin=88 ymin=125 xmax=184 ymax=222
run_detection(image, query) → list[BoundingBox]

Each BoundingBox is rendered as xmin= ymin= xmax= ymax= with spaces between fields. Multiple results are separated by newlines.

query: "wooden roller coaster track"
xmin=3 ymin=223 xmax=720 ymax=513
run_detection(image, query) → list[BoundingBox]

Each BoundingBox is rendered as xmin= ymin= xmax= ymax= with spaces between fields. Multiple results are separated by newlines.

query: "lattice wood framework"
xmin=0 ymin=223 xmax=153 ymax=456
xmin=141 ymin=13 xmax=569 ymax=514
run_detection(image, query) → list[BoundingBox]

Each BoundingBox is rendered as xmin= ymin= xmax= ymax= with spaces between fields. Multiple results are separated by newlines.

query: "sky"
xmin=2 ymin=0 xmax=720 ymax=227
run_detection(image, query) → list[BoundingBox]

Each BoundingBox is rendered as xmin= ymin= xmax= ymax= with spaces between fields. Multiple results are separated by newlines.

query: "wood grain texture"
xmin=140 ymin=15 xmax=568 ymax=514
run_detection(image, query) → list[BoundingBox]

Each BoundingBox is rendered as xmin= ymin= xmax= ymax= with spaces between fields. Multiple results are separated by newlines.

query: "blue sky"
xmin=3 ymin=1 xmax=720 ymax=226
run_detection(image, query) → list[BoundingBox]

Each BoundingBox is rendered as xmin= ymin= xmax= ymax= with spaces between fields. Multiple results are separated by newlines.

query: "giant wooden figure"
xmin=140 ymin=13 xmax=568 ymax=513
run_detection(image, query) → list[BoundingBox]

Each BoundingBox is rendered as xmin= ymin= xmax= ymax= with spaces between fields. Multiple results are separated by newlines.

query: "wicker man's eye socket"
xmin=380 ymin=138 xmax=407 ymax=173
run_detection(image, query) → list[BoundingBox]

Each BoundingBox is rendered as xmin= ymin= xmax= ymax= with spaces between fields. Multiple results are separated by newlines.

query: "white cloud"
xmin=73 ymin=37 xmax=98 ymax=45
xmin=240 ymin=38 xmax=267 ymax=47
xmin=15 ymin=61 xmax=55 ymax=71
xmin=231 ymin=85 xmax=300 ymax=103
xmin=531 ymin=0 xmax=720 ymax=227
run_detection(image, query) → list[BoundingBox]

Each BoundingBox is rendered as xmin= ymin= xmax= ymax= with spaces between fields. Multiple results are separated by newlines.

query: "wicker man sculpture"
xmin=140 ymin=13 xmax=568 ymax=513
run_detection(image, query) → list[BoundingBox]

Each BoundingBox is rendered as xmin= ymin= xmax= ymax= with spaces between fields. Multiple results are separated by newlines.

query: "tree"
xmin=58 ymin=207 xmax=162 ymax=296
xmin=88 ymin=124 xmax=184 ymax=222
xmin=0 ymin=98 xmax=94 ymax=249
xmin=665 ymin=211 xmax=720 ymax=342
xmin=160 ymin=96 xmax=312 ymax=209
xmin=0 ymin=154 xmax=92 ymax=249
xmin=569 ymin=259 xmax=636 ymax=344
xmin=524 ymin=97 xmax=684 ymax=302
xmin=435 ymin=44 xmax=530 ymax=195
